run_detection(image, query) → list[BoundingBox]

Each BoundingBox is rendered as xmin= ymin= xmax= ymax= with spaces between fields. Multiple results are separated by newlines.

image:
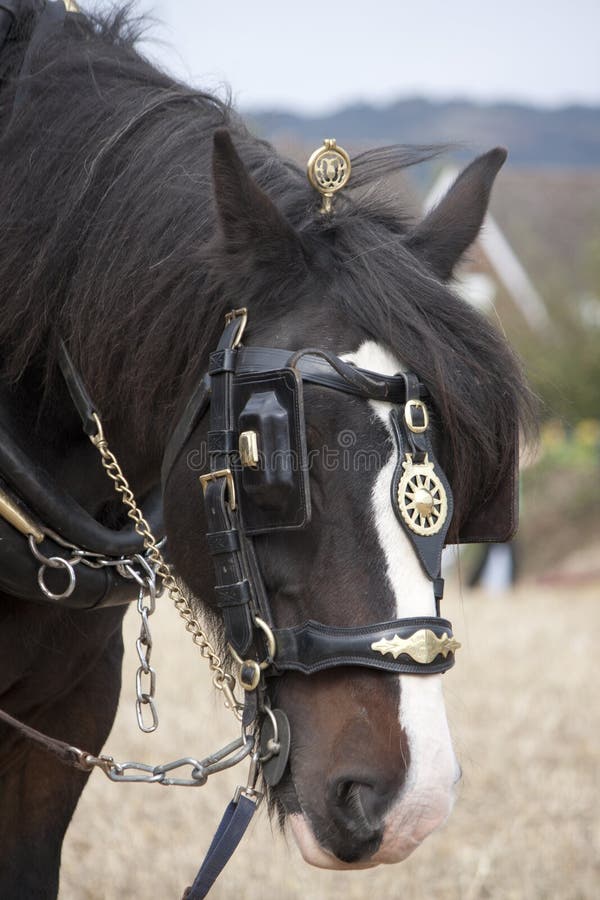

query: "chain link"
xmin=69 ymin=729 xmax=255 ymax=787
xmin=123 ymin=555 xmax=160 ymax=732
xmin=89 ymin=413 xmax=243 ymax=721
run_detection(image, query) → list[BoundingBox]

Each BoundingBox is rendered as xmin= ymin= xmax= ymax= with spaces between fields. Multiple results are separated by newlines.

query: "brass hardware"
xmin=371 ymin=630 xmax=461 ymax=664
xmin=228 ymin=616 xmax=277 ymax=686
xmin=307 ymin=138 xmax=351 ymax=214
xmin=254 ymin=616 xmax=276 ymax=665
xmin=224 ymin=307 xmax=248 ymax=349
xmin=199 ymin=469 xmax=237 ymax=510
xmin=0 ymin=487 xmax=44 ymax=543
xmin=239 ymin=430 xmax=259 ymax=468
xmin=404 ymin=398 xmax=429 ymax=434
xmin=239 ymin=660 xmax=261 ymax=692
xmin=396 ymin=453 xmax=448 ymax=536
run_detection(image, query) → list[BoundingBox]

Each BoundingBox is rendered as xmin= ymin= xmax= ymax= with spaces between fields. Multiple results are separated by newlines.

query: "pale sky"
xmin=136 ymin=0 xmax=600 ymax=113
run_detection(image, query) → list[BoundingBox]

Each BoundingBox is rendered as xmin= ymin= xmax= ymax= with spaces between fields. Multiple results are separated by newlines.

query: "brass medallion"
xmin=307 ymin=139 xmax=351 ymax=214
xmin=397 ymin=453 xmax=448 ymax=536
xmin=371 ymin=629 xmax=461 ymax=664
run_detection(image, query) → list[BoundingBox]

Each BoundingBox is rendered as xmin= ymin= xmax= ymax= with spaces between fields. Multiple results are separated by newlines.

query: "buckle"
xmin=228 ymin=617 xmax=277 ymax=691
xmin=224 ymin=308 xmax=248 ymax=349
xmin=199 ymin=469 xmax=237 ymax=510
xmin=404 ymin=398 xmax=429 ymax=434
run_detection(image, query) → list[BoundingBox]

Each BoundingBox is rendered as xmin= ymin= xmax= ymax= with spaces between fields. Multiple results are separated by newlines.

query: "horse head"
xmin=164 ymin=130 xmax=526 ymax=868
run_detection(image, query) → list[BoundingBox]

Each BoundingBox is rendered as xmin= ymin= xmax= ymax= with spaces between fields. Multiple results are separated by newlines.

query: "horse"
xmin=0 ymin=3 xmax=535 ymax=897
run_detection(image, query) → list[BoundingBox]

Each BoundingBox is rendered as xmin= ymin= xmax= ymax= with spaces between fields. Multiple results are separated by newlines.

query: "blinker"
xmin=233 ymin=370 xmax=310 ymax=534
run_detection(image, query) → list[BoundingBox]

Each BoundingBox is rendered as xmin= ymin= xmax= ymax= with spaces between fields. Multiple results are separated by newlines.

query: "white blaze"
xmin=344 ymin=341 xmax=459 ymax=863
xmin=290 ymin=340 xmax=460 ymax=869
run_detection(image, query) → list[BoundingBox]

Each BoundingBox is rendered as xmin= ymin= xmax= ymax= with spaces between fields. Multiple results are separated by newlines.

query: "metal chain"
xmin=89 ymin=412 xmax=243 ymax=721
xmin=122 ymin=555 xmax=159 ymax=732
xmin=69 ymin=728 xmax=255 ymax=787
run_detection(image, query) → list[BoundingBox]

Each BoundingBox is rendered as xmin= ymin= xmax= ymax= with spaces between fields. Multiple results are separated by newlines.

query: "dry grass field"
xmin=60 ymin=569 xmax=600 ymax=900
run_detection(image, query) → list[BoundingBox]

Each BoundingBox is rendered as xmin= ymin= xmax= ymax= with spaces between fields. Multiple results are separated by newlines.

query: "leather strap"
xmin=202 ymin=318 xmax=258 ymax=658
xmin=0 ymin=706 xmax=93 ymax=771
xmin=184 ymin=795 xmax=258 ymax=900
xmin=236 ymin=346 xmax=423 ymax=402
xmin=389 ymin=404 xmax=453 ymax=582
xmin=58 ymin=340 xmax=98 ymax=436
xmin=0 ymin=424 xmax=163 ymax=555
xmin=271 ymin=617 xmax=457 ymax=675
xmin=0 ymin=511 xmax=137 ymax=607
xmin=161 ymin=374 xmax=210 ymax=492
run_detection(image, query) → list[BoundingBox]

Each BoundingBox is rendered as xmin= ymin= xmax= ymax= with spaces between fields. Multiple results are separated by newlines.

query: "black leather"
xmin=271 ymin=617 xmax=457 ymax=675
xmin=194 ymin=314 xmax=461 ymax=680
xmin=0 ymin=514 xmax=136 ymax=608
xmin=0 ymin=422 xmax=163 ymax=555
xmin=389 ymin=407 xmax=453 ymax=582
xmin=161 ymin=373 xmax=210 ymax=493
xmin=236 ymin=347 xmax=422 ymax=403
xmin=233 ymin=369 xmax=310 ymax=533
xmin=457 ymin=430 xmax=519 ymax=543
xmin=58 ymin=340 xmax=98 ymax=436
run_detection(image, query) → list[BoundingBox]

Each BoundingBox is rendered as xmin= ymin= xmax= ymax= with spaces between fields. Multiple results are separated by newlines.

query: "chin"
xmin=289 ymin=814 xmax=380 ymax=870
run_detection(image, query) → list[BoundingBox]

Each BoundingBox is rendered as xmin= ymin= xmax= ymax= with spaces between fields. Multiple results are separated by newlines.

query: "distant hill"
xmin=246 ymin=98 xmax=600 ymax=167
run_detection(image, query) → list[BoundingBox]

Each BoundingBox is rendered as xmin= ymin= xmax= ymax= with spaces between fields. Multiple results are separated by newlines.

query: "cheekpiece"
xmin=307 ymin=138 xmax=351 ymax=214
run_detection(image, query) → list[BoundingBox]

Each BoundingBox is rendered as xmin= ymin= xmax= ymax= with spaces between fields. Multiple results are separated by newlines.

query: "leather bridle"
xmin=162 ymin=308 xmax=460 ymax=694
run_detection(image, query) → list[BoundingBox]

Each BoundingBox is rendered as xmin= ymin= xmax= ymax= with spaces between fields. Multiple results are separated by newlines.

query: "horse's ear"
xmin=212 ymin=129 xmax=302 ymax=261
xmin=406 ymin=147 xmax=507 ymax=281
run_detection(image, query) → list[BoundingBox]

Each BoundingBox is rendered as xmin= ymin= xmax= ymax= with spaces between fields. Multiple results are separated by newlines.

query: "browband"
xmin=161 ymin=345 xmax=425 ymax=495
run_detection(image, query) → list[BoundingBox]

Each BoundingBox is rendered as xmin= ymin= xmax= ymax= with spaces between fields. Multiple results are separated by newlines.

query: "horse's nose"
xmin=327 ymin=770 xmax=403 ymax=863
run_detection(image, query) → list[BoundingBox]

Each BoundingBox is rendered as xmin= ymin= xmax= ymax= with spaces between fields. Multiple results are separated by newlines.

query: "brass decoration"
xmin=397 ymin=453 xmax=448 ymax=536
xmin=307 ymin=139 xmax=351 ymax=214
xmin=239 ymin=430 xmax=259 ymax=468
xmin=0 ymin=487 xmax=44 ymax=543
xmin=371 ymin=630 xmax=461 ymax=664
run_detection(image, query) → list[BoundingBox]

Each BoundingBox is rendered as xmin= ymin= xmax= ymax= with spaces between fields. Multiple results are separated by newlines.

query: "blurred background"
xmin=61 ymin=2 xmax=599 ymax=898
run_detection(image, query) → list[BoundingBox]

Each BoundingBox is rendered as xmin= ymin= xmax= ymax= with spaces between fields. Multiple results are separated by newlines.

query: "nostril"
xmin=327 ymin=775 xmax=393 ymax=863
xmin=330 ymin=775 xmax=396 ymax=835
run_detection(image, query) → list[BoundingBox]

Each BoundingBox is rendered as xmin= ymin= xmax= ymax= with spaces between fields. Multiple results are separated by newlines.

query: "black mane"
xmin=0 ymin=5 xmax=535 ymax=522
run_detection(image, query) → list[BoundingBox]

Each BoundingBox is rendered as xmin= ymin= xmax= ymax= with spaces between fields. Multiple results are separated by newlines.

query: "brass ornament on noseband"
xmin=307 ymin=138 xmax=351 ymax=213
xmin=371 ymin=630 xmax=461 ymax=664
xmin=396 ymin=453 xmax=448 ymax=536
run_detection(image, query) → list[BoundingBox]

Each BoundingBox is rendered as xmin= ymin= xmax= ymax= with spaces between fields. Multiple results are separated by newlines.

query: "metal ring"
xmin=254 ymin=617 xmax=276 ymax=669
xmin=37 ymin=557 xmax=77 ymax=601
xmin=259 ymin=704 xmax=281 ymax=764
xmin=228 ymin=617 xmax=277 ymax=679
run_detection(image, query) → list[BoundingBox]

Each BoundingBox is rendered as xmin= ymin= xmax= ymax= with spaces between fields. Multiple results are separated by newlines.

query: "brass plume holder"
xmin=307 ymin=138 xmax=351 ymax=214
